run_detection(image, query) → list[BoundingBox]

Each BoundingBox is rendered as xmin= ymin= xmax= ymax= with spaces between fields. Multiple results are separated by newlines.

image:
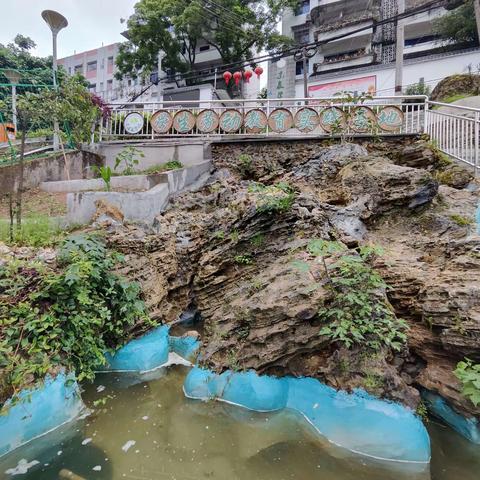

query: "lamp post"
xmin=3 ymin=69 xmax=21 ymax=134
xmin=294 ymin=46 xmax=317 ymax=103
xmin=41 ymin=10 xmax=68 ymax=151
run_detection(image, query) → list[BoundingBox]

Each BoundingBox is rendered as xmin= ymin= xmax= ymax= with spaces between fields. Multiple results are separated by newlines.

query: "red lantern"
xmin=243 ymin=69 xmax=253 ymax=83
xmin=254 ymin=66 xmax=263 ymax=78
xmin=223 ymin=71 xmax=232 ymax=85
xmin=233 ymin=71 xmax=242 ymax=86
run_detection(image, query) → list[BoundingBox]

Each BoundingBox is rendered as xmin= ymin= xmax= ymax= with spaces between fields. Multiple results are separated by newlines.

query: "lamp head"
xmin=2 ymin=69 xmax=21 ymax=85
xmin=41 ymin=10 xmax=68 ymax=35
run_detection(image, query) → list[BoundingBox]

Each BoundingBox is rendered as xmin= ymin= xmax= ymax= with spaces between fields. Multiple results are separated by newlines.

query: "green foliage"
xmin=405 ymin=79 xmax=431 ymax=96
xmin=250 ymin=232 xmax=264 ymax=247
xmin=306 ymin=241 xmax=407 ymax=351
xmin=237 ymin=153 xmax=254 ymax=178
xmin=433 ymin=0 xmax=478 ymax=45
xmin=248 ymin=181 xmax=296 ymax=214
xmin=93 ymin=165 xmax=113 ymax=191
xmin=142 ymin=160 xmax=183 ymax=174
xmin=449 ymin=214 xmax=473 ymax=226
xmin=115 ymin=0 xmax=296 ymax=80
xmin=114 ymin=146 xmax=145 ymax=175
xmin=454 ymin=359 xmax=480 ymax=406
xmin=213 ymin=230 xmax=225 ymax=240
xmin=234 ymin=254 xmax=253 ymax=265
xmin=416 ymin=400 xmax=429 ymax=423
xmin=0 ymin=215 xmax=63 ymax=247
xmin=0 ymin=234 xmax=153 ymax=407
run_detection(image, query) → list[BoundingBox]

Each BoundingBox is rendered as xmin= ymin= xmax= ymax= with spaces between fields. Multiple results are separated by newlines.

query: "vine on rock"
xmin=0 ymin=233 xmax=153 ymax=408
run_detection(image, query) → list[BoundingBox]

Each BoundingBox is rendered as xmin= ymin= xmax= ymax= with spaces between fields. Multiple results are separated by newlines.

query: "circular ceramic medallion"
xmin=244 ymin=109 xmax=268 ymax=133
xmin=219 ymin=109 xmax=243 ymax=133
xmin=123 ymin=112 xmax=144 ymax=134
xmin=268 ymin=108 xmax=293 ymax=133
xmin=376 ymin=106 xmax=404 ymax=132
xmin=173 ymin=110 xmax=196 ymax=133
xmin=150 ymin=110 xmax=173 ymax=134
xmin=294 ymin=107 xmax=319 ymax=133
xmin=196 ymin=109 xmax=219 ymax=133
xmin=349 ymin=106 xmax=377 ymax=133
xmin=319 ymin=107 xmax=347 ymax=133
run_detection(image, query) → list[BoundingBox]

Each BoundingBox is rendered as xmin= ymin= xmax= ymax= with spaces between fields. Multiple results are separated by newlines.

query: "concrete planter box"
xmin=65 ymin=160 xmax=212 ymax=225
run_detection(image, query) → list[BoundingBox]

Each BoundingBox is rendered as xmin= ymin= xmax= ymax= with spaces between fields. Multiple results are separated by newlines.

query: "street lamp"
xmin=41 ymin=9 xmax=68 ymax=150
xmin=3 ymin=69 xmax=21 ymax=133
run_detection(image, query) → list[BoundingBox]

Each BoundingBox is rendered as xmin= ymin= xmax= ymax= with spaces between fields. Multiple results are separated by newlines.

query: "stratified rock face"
xmin=108 ymin=138 xmax=479 ymax=421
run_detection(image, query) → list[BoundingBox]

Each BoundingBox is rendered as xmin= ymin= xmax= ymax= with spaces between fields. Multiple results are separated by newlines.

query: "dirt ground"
xmin=0 ymin=189 xmax=67 ymax=218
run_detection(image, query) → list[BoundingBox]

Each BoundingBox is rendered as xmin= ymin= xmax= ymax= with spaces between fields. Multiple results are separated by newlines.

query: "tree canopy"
xmin=433 ymin=0 xmax=479 ymax=45
xmin=115 ymin=0 xmax=297 ymax=80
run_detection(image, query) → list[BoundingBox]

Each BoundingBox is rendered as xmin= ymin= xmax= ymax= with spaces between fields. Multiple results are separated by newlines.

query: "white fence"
xmin=99 ymin=95 xmax=480 ymax=173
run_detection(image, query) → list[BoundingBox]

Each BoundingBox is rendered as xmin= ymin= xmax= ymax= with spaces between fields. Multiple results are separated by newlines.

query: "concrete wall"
xmin=0 ymin=150 xmax=103 ymax=193
xmin=96 ymin=141 xmax=209 ymax=171
xmin=66 ymin=159 xmax=212 ymax=225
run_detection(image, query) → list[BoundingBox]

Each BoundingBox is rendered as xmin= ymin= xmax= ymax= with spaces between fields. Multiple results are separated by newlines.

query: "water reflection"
xmin=1 ymin=365 xmax=479 ymax=480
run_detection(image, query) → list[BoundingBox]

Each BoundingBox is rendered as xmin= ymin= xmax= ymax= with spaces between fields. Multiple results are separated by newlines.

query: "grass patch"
xmin=142 ymin=161 xmax=183 ymax=175
xmin=449 ymin=214 xmax=473 ymax=226
xmin=0 ymin=215 xmax=64 ymax=247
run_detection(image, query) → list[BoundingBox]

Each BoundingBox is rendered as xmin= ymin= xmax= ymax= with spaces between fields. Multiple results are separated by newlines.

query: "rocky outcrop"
xmin=106 ymin=138 xmax=479 ymax=422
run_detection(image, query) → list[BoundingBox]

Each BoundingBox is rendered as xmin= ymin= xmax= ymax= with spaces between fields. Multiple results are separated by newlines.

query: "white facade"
xmin=271 ymin=0 xmax=480 ymax=98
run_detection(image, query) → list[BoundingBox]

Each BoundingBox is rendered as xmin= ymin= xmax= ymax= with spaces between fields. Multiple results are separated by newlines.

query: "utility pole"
xmin=394 ymin=0 xmax=405 ymax=96
xmin=293 ymin=46 xmax=317 ymax=102
xmin=474 ymin=0 xmax=480 ymax=46
xmin=157 ymin=50 xmax=165 ymax=108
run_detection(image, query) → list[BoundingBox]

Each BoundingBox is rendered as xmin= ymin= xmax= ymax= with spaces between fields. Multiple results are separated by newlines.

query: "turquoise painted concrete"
xmin=0 ymin=372 xmax=84 ymax=457
xmin=103 ymin=325 xmax=170 ymax=372
xmin=423 ymin=390 xmax=480 ymax=444
xmin=169 ymin=335 xmax=201 ymax=361
xmin=184 ymin=367 xmax=431 ymax=465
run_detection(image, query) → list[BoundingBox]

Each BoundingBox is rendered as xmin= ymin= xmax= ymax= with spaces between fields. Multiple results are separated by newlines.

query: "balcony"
xmin=313 ymin=48 xmax=374 ymax=74
xmin=310 ymin=0 xmax=378 ymax=30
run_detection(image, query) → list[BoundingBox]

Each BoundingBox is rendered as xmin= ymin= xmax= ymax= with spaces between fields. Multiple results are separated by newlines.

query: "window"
xmin=295 ymin=0 xmax=309 ymax=15
xmin=87 ymin=61 xmax=97 ymax=72
xmin=107 ymin=79 xmax=113 ymax=90
xmin=128 ymin=79 xmax=132 ymax=87
xmin=100 ymin=58 xmax=105 ymax=69
xmin=74 ymin=64 xmax=83 ymax=74
xmin=296 ymin=59 xmax=309 ymax=75
xmin=68 ymin=67 xmax=72 ymax=74
xmin=293 ymin=27 xmax=309 ymax=45
xmin=100 ymin=82 xmax=104 ymax=91
xmin=107 ymin=56 xmax=114 ymax=67
xmin=89 ymin=83 xmax=96 ymax=91
xmin=199 ymin=45 xmax=210 ymax=52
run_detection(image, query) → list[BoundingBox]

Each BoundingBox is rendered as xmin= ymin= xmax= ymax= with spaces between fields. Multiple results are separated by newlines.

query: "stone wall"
xmin=0 ymin=150 xmax=103 ymax=193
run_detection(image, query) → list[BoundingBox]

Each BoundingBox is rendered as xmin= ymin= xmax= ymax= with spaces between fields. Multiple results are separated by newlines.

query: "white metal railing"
xmin=98 ymin=95 xmax=480 ymax=173
xmin=100 ymin=95 xmax=427 ymax=141
xmin=425 ymin=101 xmax=480 ymax=173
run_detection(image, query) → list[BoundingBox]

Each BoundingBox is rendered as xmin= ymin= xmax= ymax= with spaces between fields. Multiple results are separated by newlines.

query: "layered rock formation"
xmin=105 ymin=138 xmax=479 ymax=421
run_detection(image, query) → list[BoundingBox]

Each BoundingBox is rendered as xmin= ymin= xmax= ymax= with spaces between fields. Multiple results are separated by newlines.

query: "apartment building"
xmin=269 ymin=0 xmax=480 ymax=98
xmin=58 ymin=38 xmax=260 ymax=104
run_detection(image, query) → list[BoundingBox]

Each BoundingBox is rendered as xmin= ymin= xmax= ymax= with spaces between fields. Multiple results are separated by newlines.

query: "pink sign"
xmin=308 ymin=75 xmax=377 ymax=98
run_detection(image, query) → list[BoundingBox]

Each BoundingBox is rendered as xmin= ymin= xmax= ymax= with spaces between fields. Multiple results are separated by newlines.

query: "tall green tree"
xmin=433 ymin=0 xmax=479 ymax=45
xmin=116 ymin=0 xmax=297 ymax=80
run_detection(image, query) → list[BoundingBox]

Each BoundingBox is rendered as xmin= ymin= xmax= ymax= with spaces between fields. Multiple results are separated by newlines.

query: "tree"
xmin=13 ymin=34 xmax=36 ymax=51
xmin=433 ymin=0 xmax=479 ymax=45
xmin=115 ymin=0 xmax=297 ymax=80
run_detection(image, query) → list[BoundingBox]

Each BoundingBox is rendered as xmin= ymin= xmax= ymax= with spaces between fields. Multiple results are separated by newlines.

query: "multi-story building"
xmin=269 ymin=0 xmax=480 ymax=98
xmin=58 ymin=39 xmax=260 ymax=104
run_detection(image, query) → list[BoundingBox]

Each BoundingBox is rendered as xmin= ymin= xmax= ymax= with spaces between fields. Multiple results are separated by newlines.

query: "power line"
xmin=162 ymin=0 xmax=447 ymax=84
xmin=200 ymin=0 xmax=246 ymax=25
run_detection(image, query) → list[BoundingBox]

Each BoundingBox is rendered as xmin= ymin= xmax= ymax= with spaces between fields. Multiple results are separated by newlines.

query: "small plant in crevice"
xmin=234 ymin=254 xmax=253 ymax=265
xmin=454 ymin=359 xmax=480 ymax=406
xmin=226 ymin=349 xmax=241 ymax=372
xmin=237 ymin=153 xmax=254 ymax=178
xmin=416 ymin=401 xmax=429 ymax=423
xmin=449 ymin=214 xmax=473 ymax=227
xmin=250 ymin=232 xmax=265 ymax=248
xmin=248 ymin=181 xmax=296 ymax=214
xmin=0 ymin=233 xmax=153 ymax=409
xmin=292 ymin=240 xmax=407 ymax=352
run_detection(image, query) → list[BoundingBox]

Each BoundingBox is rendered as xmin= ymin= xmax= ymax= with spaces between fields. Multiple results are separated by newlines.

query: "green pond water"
xmin=1 ymin=365 xmax=479 ymax=480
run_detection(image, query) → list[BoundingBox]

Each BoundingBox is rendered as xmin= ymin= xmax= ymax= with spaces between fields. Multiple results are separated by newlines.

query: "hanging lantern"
xmin=233 ymin=71 xmax=242 ymax=86
xmin=254 ymin=66 xmax=263 ymax=78
xmin=243 ymin=69 xmax=253 ymax=83
xmin=223 ymin=71 xmax=232 ymax=85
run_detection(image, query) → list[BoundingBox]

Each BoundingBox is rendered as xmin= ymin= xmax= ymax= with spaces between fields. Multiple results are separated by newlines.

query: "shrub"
xmin=454 ymin=359 xmax=480 ymax=406
xmin=114 ymin=146 xmax=144 ymax=175
xmin=248 ymin=181 xmax=296 ymax=214
xmin=0 ymin=233 xmax=153 ymax=407
xmin=0 ymin=215 xmax=63 ymax=247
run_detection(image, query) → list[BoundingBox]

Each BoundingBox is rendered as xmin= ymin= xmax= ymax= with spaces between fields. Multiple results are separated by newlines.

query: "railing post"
xmin=475 ymin=111 xmax=479 ymax=175
xmin=423 ymin=99 xmax=429 ymax=135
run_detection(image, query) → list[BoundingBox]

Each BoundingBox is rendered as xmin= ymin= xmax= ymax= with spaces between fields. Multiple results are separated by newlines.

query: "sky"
xmin=0 ymin=0 xmax=138 ymax=59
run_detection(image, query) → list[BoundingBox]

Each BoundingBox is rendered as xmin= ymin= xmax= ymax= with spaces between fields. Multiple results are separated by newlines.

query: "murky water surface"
xmin=1 ymin=365 xmax=479 ymax=480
